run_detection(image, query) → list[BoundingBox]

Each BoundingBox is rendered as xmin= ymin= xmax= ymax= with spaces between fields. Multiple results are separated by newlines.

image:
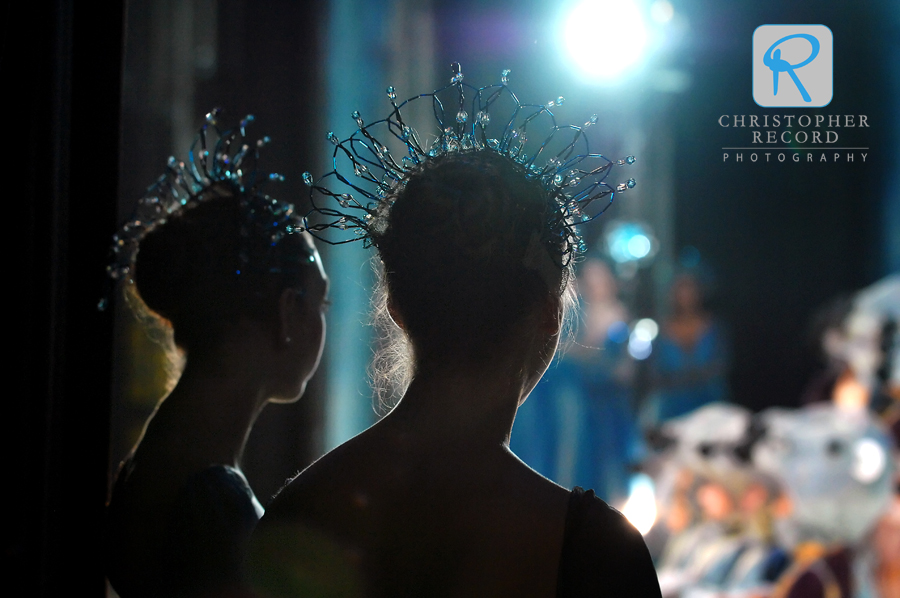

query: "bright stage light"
xmin=853 ymin=438 xmax=887 ymax=484
xmin=621 ymin=473 xmax=657 ymax=535
xmin=563 ymin=0 xmax=648 ymax=82
xmin=634 ymin=318 xmax=659 ymax=341
xmin=627 ymin=234 xmax=652 ymax=259
xmin=628 ymin=329 xmax=653 ymax=360
xmin=628 ymin=319 xmax=658 ymax=360
xmin=649 ymin=0 xmax=674 ymax=24
xmin=605 ymin=221 xmax=658 ymax=265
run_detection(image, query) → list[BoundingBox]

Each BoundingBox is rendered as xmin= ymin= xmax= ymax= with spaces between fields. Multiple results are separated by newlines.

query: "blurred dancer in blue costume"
xmin=511 ymin=258 xmax=641 ymax=507
xmin=644 ymin=271 xmax=730 ymax=426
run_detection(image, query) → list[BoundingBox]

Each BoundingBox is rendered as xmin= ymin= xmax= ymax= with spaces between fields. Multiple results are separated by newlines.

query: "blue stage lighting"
xmin=605 ymin=221 xmax=658 ymax=265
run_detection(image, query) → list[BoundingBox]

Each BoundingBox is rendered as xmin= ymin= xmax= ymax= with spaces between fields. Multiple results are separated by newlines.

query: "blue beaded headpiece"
xmin=105 ymin=109 xmax=307 ymax=298
xmin=301 ymin=64 xmax=635 ymax=268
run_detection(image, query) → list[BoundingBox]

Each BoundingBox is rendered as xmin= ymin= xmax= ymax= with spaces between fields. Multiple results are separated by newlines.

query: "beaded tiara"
xmin=103 ymin=109 xmax=309 ymax=308
xmin=300 ymin=64 xmax=635 ymax=268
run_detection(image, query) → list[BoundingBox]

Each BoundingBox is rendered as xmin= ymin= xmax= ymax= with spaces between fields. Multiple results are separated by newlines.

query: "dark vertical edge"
xmin=5 ymin=0 xmax=59 ymax=588
xmin=17 ymin=1 xmax=125 ymax=594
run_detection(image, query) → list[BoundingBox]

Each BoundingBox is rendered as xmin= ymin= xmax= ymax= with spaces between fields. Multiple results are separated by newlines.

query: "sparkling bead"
xmin=456 ymin=110 xmax=468 ymax=123
xmin=354 ymin=162 xmax=369 ymax=176
xmin=627 ymin=178 xmax=636 ymax=188
xmin=386 ymin=86 xmax=396 ymax=100
xmin=269 ymin=173 xmax=285 ymax=181
xmin=626 ymin=155 xmax=636 ymax=164
xmin=352 ymin=110 xmax=364 ymax=127
xmin=450 ymin=62 xmax=463 ymax=84
xmin=568 ymin=177 xmax=581 ymax=187
xmin=553 ymin=173 xmax=564 ymax=185
xmin=501 ymin=69 xmax=511 ymax=85
xmin=302 ymin=172 xmax=314 ymax=186
xmin=476 ymin=111 xmax=490 ymax=127
xmin=585 ymin=114 xmax=598 ymax=127
xmin=338 ymin=193 xmax=351 ymax=208
xmin=327 ymin=131 xmax=339 ymax=145
xmin=401 ymin=126 xmax=412 ymax=140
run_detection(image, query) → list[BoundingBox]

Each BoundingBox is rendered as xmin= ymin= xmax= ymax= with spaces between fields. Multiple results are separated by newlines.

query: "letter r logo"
xmin=753 ymin=25 xmax=833 ymax=108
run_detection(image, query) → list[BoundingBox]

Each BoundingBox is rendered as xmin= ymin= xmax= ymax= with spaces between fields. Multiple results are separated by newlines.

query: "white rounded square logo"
xmin=753 ymin=25 xmax=833 ymax=108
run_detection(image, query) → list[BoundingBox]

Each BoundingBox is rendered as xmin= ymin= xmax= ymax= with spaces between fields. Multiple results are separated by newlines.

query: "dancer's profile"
xmin=105 ymin=111 xmax=328 ymax=598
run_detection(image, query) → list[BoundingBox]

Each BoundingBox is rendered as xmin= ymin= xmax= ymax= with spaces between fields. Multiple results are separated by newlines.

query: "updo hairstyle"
xmin=131 ymin=185 xmax=312 ymax=353
xmin=372 ymin=151 xmax=574 ymax=362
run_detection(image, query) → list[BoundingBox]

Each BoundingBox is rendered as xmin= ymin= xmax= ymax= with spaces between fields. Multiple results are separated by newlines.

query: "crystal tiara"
xmin=104 ymin=109 xmax=307 ymax=305
xmin=300 ymin=63 xmax=635 ymax=267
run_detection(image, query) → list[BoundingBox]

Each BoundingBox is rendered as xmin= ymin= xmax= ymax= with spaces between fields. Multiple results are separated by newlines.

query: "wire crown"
xmin=103 ymin=109 xmax=310 ymax=311
xmin=301 ymin=64 xmax=635 ymax=269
